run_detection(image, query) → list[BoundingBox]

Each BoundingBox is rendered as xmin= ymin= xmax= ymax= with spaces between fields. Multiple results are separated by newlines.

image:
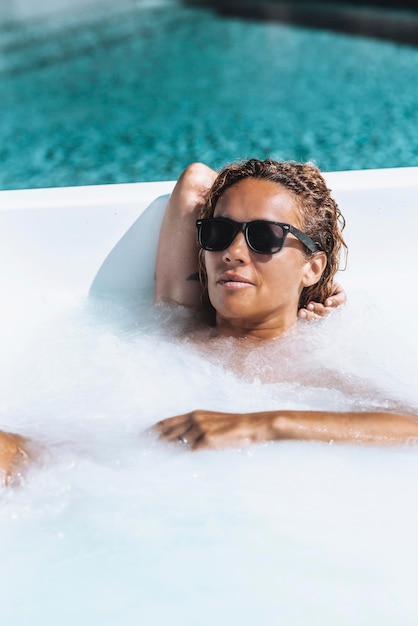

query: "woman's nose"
xmin=222 ymin=231 xmax=250 ymax=264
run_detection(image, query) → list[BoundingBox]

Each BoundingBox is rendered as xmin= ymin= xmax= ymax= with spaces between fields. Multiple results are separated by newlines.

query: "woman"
xmin=152 ymin=158 xmax=418 ymax=449
xmin=1 ymin=158 xmax=418 ymax=484
xmin=154 ymin=161 xmax=346 ymax=319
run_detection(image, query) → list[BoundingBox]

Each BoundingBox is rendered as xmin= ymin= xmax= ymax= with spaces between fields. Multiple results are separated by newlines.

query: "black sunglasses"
xmin=196 ymin=217 xmax=319 ymax=255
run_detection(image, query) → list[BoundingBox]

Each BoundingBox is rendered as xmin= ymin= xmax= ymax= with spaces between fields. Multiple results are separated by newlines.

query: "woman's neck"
xmin=215 ymin=314 xmax=297 ymax=340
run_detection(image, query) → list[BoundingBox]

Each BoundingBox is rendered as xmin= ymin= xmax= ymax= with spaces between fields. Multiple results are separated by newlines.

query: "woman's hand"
xmin=298 ymin=281 xmax=347 ymax=320
xmin=153 ymin=410 xmax=278 ymax=450
xmin=0 ymin=431 xmax=34 ymax=486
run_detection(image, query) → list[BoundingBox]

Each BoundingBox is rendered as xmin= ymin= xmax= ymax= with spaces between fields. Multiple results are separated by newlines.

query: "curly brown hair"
xmin=198 ymin=158 xmax=347 ymax=310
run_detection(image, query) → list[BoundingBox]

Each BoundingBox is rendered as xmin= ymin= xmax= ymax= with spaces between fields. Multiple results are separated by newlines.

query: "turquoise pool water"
xmin=1 ymin=0 xmax=417 ymax=190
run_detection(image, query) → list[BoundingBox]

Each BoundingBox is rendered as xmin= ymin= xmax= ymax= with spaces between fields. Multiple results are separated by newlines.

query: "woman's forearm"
xmin=272 ymin=410 xmax=418 ymax=444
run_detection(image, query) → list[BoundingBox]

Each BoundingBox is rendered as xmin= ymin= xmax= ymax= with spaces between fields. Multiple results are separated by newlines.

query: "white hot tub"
xmin=0 ymin=167 xmax=418 ymax=625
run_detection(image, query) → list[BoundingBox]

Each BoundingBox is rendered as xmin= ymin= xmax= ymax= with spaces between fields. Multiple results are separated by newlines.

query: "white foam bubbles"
xmin=1 ymin=291 xmax=418 ymax=625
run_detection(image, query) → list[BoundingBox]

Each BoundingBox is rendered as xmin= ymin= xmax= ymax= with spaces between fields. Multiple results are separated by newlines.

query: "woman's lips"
xmin=217 ymin=273 xmax=254 ymax=288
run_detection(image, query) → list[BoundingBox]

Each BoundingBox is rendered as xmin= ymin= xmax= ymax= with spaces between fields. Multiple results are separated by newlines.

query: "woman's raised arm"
xmin=154 ymin=163 xmax=217 ymax=307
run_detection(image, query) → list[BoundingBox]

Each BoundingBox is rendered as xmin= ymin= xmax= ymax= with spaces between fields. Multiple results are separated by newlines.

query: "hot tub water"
xmin=1 ymin=289 xmax=418 ymax=624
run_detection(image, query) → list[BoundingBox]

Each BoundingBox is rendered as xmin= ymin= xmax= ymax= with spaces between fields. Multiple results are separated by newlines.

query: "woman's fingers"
xmin=152 ymin=413 xmax=196 ymax=444
xmin=328 ymin=281 xmax=347 ymax=307
xmin=298 ymin=282 xmax=347 ymax=320
xmin=298 ymin=302 xmax=328 ymax=320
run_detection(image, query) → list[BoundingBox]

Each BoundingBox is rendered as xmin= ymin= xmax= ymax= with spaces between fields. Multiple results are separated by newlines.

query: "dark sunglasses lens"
xmin=200 ymin=220 xmax=236 ymax=250
xmin=248 ymin=222 xmax=285 ymax=253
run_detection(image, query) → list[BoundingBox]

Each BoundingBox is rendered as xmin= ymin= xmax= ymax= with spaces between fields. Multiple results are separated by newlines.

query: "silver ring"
xmin=178 ymin=435 xmax=188 ymax=445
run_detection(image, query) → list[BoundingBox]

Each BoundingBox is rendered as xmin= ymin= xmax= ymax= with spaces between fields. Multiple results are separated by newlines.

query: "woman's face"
xmin=204 ymin=177 xmax=321 ymax=338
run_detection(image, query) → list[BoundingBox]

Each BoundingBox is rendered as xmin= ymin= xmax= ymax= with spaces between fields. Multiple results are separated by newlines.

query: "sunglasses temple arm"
xmin=289 ymin=226 xmax=319 ymax=253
